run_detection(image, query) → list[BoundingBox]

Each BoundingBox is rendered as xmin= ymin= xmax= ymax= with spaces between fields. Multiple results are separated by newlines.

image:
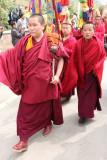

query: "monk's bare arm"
xmin=50 ymin=57 xmax=64 ymax=85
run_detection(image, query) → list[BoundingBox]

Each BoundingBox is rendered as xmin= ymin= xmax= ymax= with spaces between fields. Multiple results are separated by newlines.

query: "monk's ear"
xmin=93 ymin=29 xmax=95 ymax=34
xmin=42 ymin=24 xmax=45 ymax=30
xmin=81 ymin=30 xmax=84 ymax=35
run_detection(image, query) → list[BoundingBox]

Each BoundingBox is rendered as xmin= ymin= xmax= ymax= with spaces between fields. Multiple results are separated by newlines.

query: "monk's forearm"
xmin=55 ymin=57 xmax=64 ymax=77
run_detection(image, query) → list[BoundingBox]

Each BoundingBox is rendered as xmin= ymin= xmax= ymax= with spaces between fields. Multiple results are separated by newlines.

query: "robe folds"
xmin=61 ymin=36 xmax=106 ymax=117
xmin=61 ymin=35 xmax=76 ymax=97
xmin=77 ymin=71 xmax=101 ymax=118
xmin=60 ymin=0 xmax=69 ymax=6
xmin=87 ymin=0 xmax=93 ymax=8
xmin=103 ymin=23 xmax=107 ymax=34
xmin=61 ymin=36 xmax=106 ymax=99
xmin=71 ymin=28 xmax=77 ymax=38
xmin=0 ymin=33 xmax=69 ymax=140
xmin=17 ymin=91 xmax=63 ymax=141
xmin=103 ymin=22 xmax=107 ymax=43
xmin=74 ymin=29 xmax=83 ymax=40
xmin=0 ymin=33 xmax=69 ymax=104
xmin=95 ymin=23 xmax=105 ymax=43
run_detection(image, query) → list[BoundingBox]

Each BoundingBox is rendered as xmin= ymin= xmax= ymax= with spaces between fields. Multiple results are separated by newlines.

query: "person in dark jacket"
xmin=11 ymin=21 xmax=25 ymax=46
xmin=0 ymin=26 xmax=3 ymax=38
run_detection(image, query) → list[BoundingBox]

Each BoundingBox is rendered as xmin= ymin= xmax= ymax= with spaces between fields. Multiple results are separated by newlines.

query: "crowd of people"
xmin=9 ymin=6 xmax=31 ymax=46
xmin=0 ymin=8 xmax=106 ymax=153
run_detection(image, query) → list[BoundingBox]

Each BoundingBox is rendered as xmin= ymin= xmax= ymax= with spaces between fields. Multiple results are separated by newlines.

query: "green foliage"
xmin=0 ymin=0 xmax=16 ymax=29
xmin=68 ymin=2 xmax=77 ymax=19
xmin=41 ymin=1 xmax=47 ymax=15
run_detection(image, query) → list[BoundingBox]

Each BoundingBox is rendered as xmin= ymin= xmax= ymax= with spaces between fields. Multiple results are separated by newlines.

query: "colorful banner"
xmin=29 ymin=0 xmax=42 ymax=14
xmin=46 ymin=0 xmax=54 ymax=33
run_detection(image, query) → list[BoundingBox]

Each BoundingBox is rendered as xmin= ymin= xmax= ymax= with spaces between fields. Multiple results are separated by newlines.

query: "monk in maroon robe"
xmin=74 ymin=28 xmax=83 ymax=40
xmin=61 ymin=21 xmax=106 ymax=125
xmin=102 ymin=12 xmax=107 ymax=43
xmin=94 ymin=16 xmax=105 ymax=43
xmin=0 ymin=14 xmax=69 ymax=152
xmin=61 ymin=18 xmax=76 ymax=101
xmin=103 ymin=16 xmax=107 ymax=35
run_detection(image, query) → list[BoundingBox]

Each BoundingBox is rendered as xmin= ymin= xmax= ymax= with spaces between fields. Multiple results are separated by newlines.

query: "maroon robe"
xmin=71 ymin=28 xmax=77 ymax=38
xmin=61 ymin=35 xmax=76 ymax=98
xmin=95 ymin=23 xmax=105 ymax=43
xmin=103 ymin=21 xmax=107 ymax=43
xmin=87 ymin=0 xmax=93 ymax=7
xmin=0 ymin=33 xmax=69 ymax=141
xmin=74 ymin=29 xmax=83 ymax=40
xmin=60 ymin=0 xmax=69 ymax=6
xmin=61 ymin=36 xmax=106 ymax=118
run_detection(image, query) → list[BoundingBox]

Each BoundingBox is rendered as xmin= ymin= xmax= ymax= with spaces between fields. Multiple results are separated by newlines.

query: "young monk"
xmin=94 ymin=16 xmax=105 ymax=43
xmin=61 ymin=21 xmax=106 ymax=125
xmin=103 ymin=11 xmax=107 ymax=35
xmin=0 ymin=14 xmax=69 ymax=152
xmin=102 ymin=10 xmax=107 ymax=42
xmin=61 ymin=13 xmax=76 ymax=101
xmin=102 ymin=10 xmax=107 ymax=53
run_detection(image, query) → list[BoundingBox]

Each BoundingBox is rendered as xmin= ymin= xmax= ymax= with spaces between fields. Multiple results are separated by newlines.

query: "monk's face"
xmin=104 ymin=17 xmax=107 ymax=24
xmin=62 ymin=24 xmax=72 ymax=37
xmin=82 ymin=24 xmax=95 ymax=41
xmin=95 ymin=17 xmax=101 ymax=25
xmin=28 ymin=17 xmax=44 ymax=38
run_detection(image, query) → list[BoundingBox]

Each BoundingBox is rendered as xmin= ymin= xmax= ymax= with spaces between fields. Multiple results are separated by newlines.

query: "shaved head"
xmin=82 ymin=21 xmax=95 ymax=30
xmin=29 ymin=14 xmax=45 ymax=25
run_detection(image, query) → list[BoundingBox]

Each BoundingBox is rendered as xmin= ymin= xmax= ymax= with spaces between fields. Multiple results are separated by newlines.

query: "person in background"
xmin=24 ymin=6 xmax=30 ymax=28
xmin=61 ymin=22 xmax=106 ymax=125
xmin=0 ymin=26 xmax=3 ymax=38
xmin=12 ymin=7 xmax=20 ymax=22
xmin=8 ymin=9 xmax=14 ymax=25
xmin=11 ymin=21 xmax=25 ymax=46
xmin=61 ymin=12 xmax=76 ymax=101
xmin=102 ymin=10 xmax=107 ymax=54
xmin=72 ymin=13 xmax=78 ymax=29
xmin=71 ymin=19 xmax=77 ymax=37
xmin=94 ymin=14 xmax=105 ymax=43
xmin=17 ymin=13 xmax=26 ymax=34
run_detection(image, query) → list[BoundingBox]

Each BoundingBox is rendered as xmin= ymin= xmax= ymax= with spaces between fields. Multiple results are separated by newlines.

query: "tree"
xmin=0 ymin=0 xmax=16 ymax=29
xmin=68 ymin=0 xmax=78 ymax=18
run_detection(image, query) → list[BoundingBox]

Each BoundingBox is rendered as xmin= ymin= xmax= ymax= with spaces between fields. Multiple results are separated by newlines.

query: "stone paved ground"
xmin=0 ymin=42 xmax=13 ymax=52
xmin=0 ymin=54 xmax=107 ymax=160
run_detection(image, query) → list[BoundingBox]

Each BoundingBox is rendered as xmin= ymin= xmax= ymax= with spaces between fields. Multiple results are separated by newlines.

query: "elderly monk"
xmin=61 ymin=13 xmax=76 ymax=101
xmin=0 ymin=14 xmax=69 ymax=152
xmin=61 ymin=21 xmax=106 ymax=125
xmin=94 ymin=16 xmax=105 ymax=43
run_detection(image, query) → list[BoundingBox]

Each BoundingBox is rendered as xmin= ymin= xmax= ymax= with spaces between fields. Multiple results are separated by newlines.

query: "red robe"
xmin=0 ymin=33 xmax=68 ymax=104
xmin=102 ymin=21 xmax=107 ymax=43
xmin=95 ymin=23 xmax=105 ymax=43
xmin=71 ymin=28 xmax=77 ymax=38
xmin=87 ymin=0 xmax=93 ymax=7
xmin=62 ymin=35 xmax=76 ymax=57
xmin=60 ymin=0 xmax=69 ymax=6
xmin=0 ymin=33 xmax=69 ymax=141
xmin=61 ymin=36 xmax=106 ymax=98
xmin=61 ymin=35 xmax=76 ymax=97
xmin=104 ymin=23 xmax=107 ymax=34
xmin=61 ymin=36 xmax=106 ymax=118
xmin=74 ymin=29 xmax=83 ymax=40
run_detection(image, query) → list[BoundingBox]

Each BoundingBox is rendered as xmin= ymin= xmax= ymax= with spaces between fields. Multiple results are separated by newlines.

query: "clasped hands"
xmin=50 ymin=75 xmax=59 ymax=85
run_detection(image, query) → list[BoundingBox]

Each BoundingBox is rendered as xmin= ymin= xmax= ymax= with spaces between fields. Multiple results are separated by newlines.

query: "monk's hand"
xmin=50 ymin=75 xmax=59 ymax=85
xmin=93 ymin=71 xmax=96 ymax=76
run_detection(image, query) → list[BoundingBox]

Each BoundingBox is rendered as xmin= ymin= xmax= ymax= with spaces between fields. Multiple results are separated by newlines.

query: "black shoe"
xmin=66 ymin=97 xmax=70 ymax=101
xmin=78 ymin=117 xmax=86 ymax=125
